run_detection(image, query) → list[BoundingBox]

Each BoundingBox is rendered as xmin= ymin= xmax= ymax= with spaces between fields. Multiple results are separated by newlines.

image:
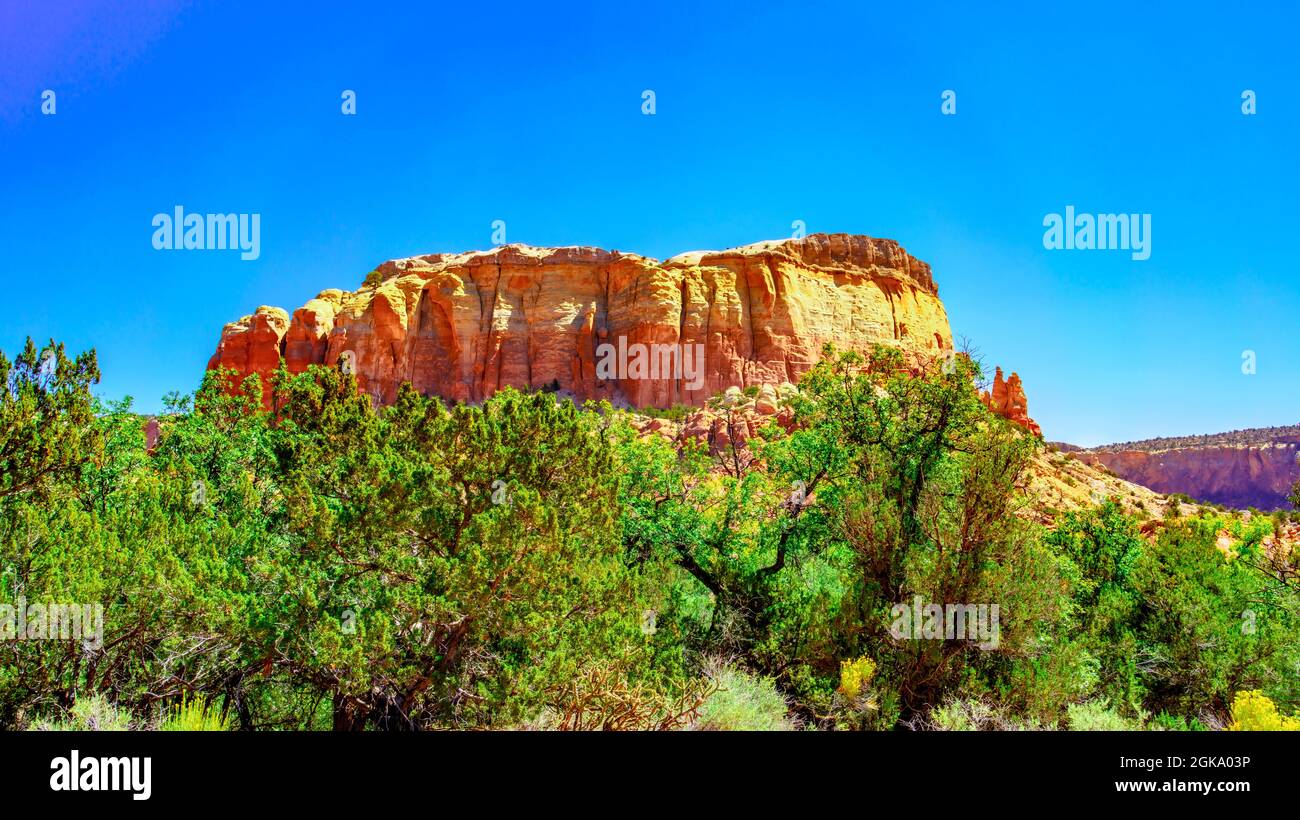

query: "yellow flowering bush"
xmin=1228 ymin=690 xmax=1300 ymax=731
xmin=838 ymin=656 xmax=876 ymax=701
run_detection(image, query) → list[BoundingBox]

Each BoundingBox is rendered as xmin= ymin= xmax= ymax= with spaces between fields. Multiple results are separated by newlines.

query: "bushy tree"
xmin=2 ymin=346 xmax=653 ymax=730
xmin=616 ymin=345 xmax=1065 ymax=725
xmin=262 ymin=370 xmax=640 ymax=728
xmin=7 ymin=336 xmax=1300 ymax=732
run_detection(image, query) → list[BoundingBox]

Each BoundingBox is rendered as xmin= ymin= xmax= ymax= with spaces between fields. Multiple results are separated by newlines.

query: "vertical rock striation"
xmin=207 ymin=234 xmax=954 ymax=409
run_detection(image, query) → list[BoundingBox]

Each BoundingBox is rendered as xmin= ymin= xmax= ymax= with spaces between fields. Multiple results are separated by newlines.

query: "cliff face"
xmin=208 ymin=234 xmax=953 ymax=410
xmin=206 ymin=306 xmax=290 ymax=409
xmin=1076 ymin=443 xmax=1300 ymax=511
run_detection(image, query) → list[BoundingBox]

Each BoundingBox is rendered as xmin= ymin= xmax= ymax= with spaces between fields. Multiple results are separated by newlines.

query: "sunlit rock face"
xmin=207 ymin=233 xmax=953 ymax=410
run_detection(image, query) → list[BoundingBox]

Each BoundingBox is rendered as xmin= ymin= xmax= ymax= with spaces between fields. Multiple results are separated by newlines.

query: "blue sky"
xmin=1 ymin=0 xmax=1296 ymax=446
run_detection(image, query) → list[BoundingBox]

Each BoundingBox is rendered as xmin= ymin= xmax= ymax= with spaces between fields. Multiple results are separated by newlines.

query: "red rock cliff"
xmin=208 ymin=234 xmax=954 ymax=409
xmin=1076 ymin=442 xmax=1300 ymax=510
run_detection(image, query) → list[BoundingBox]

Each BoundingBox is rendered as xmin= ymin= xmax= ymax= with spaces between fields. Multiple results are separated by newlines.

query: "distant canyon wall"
xmin=1076 ymin=443 xmax=1300 ymax=510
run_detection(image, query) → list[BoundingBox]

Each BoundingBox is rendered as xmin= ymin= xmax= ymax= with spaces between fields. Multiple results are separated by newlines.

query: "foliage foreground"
xmin=2 ymin=339 xmax=1298 ymax=731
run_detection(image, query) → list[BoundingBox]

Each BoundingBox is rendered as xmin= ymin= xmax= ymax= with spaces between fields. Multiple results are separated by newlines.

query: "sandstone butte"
xmin=206 ymin=232 xmax=1043 ymax=436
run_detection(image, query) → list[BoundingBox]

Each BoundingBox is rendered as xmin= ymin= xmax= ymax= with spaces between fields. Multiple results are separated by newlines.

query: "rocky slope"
xmin=1069 ymin=427 xmax=1300 ymax=511
xmin=208 ymin=234 xmax=954 ymax=410
xmin=628 ymin=393 xmax=1172 ymax=523
xmin=1030 ymin=448 xmax=1177 ymax=522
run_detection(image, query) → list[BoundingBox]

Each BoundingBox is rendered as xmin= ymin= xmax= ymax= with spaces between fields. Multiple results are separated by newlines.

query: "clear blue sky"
xmin=2 ymin=0 xmax=1296 ymax=446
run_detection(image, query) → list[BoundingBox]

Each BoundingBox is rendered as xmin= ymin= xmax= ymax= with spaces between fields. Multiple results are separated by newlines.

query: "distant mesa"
xmin=1066 ymin=426 xmax=1300 ymax=511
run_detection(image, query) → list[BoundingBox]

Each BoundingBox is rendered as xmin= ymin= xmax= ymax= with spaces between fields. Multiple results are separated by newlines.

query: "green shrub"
xmin=930 ymin=699 xmax=993 ymax=731
xmin=159 ymin=697 xmax=231 ymax=731
xmin=36 ymin=697 xmax=134 ymax=731
xmin=928 ymin=698 xmax=1048 ymax=731
xmin=637 ymin=403 xmax=692 ymax=423
xmin=1067 ymin=700 xmax=1141 ymax=731
xmin=693 ymin=662 xmax=794 ymax=731
xmin=1148 ymin=711 xmax=1205 ymax=731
